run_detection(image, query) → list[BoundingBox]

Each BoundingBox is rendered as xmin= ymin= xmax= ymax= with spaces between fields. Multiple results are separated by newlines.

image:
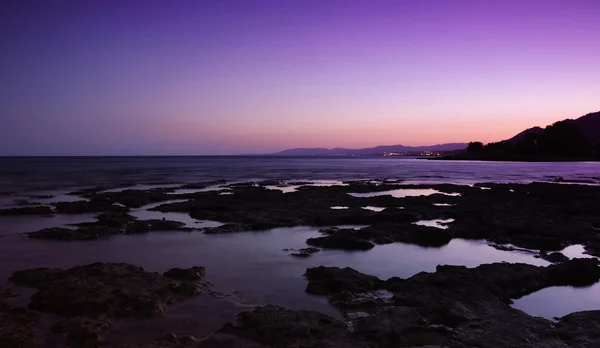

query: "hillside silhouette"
xmin=458 ymin=111 xmax=600 ymax=161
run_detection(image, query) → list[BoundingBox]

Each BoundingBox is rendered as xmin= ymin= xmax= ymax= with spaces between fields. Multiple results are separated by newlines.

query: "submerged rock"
xmin=289 ymin=247 xmax=320 ymax=258
xmin=10 ymin=263 xmax=208 ymax=318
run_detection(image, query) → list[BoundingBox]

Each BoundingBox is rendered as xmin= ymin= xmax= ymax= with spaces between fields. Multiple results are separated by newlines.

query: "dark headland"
xmin=439 ymin=111 xmax=600 ymax=161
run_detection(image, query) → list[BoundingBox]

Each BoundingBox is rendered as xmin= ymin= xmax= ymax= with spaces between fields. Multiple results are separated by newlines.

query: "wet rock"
xmin=305 ymin=266 xmax=384 ymax=295
xmin=0 ymin=288 xmax=41 ymax=348
xmin=540 ymin=251 xmax=569 ymax=263
xmin=307 ymin=234 xmax=375 ymax=251
xmin=359 ymin=223 xmax=453 ymax=247
xmin=554 ymin=311 xmax=600 ymax=347
xmin=352 ymin=307 xmax=448 ymax=347
xmin=199 ymin=305 xmax=369 ymax=348
xmin=289 ymin=247 xmax=320 ymax=258
xmin=0 ymin=206 xmax=53 ymax=216
xmin=51 ymin=317 xmax=111 ymax=348
xmin=28 ymin=217 xmax=192 ymax=241
xmin=10 ymin=263 xmax=208 ymax=318
xmin=203 ymin=223 xmax=248 ymax=234
xmin=547 ymin=258 xmax=600 ymax=287
xmin=164 ymin=266 xmax=206 ymax=281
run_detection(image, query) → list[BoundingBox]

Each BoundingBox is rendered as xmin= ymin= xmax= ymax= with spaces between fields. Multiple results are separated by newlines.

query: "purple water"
xmin=1 ymin=156 xmax=599 ymax=192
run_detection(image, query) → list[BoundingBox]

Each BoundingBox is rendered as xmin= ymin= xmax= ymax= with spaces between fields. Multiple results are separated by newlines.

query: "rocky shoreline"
xmin=1 ymin=180 xmax=600 ymax=346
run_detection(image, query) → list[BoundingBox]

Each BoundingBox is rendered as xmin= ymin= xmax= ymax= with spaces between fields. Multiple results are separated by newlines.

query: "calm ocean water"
xmin=1 ymin=156 xmax=599 ymax=192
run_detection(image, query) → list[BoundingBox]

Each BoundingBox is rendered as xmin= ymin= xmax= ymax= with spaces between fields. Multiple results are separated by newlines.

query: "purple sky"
xmin=1 ymin=0 xmax=599 ymax=155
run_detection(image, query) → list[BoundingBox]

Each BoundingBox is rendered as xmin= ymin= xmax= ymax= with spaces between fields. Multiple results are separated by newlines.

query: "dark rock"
xmin=28 ymin=217 xmax=191 ymax=241
xmin=10 ymin=262 xmax=208 ymax=318
xmin=54 ymin=199 xmax=129 ymax=214
xmin=547 ymin=258 xmax=600 ymax=287
xmin=359 ymin=223 xmax=453 ymax=247
xmin=163 ymin=266 xmax=206 ymax=281
xmin=289 ymin=247 xmax=320 ymax=258
xmin=554 ymin=311 xmax=600 ymax=347
xmin=199 ymin=305 xmax=369 ymax=348
xmin=541 ymin=251 xmax=570 ymax=263
xmin=305 ymin=266 xmax=384 ymax=295
xmin=51 ymin=317 xmax=111 ymax=348
xmin=352 ymin=307 xmax=448 ymax=347
xmin=307 ymin=234 xmax=375 ymax=251
xmin=0 ymin=206 xmax=53 ymax=216
xmin=0 ymin=287 xmax=41 ymax=348
xmin=28 ymin=226 xmax=118 ymax=240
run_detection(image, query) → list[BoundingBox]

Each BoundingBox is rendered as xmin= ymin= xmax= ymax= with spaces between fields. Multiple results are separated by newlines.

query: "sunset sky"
xmin=1 ymin=0 xmax=599 ymax=155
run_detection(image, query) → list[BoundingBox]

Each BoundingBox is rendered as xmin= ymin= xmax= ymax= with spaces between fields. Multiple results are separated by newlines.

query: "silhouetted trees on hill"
xmin=467 ymin=120 xmax=596 ymax=160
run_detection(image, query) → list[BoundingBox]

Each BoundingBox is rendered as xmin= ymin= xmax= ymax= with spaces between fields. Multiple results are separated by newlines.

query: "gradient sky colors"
xmin=1 ymin=0 xmax=599 ymax=155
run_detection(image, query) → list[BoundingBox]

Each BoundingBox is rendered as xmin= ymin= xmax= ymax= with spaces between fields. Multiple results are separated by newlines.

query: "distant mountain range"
xmin=272 ymin=143 xmax=468 ymax=156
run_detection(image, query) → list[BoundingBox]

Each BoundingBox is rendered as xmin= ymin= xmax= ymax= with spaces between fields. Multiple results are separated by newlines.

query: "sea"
xmin=1 ymin=156 xmax=599 ymax=341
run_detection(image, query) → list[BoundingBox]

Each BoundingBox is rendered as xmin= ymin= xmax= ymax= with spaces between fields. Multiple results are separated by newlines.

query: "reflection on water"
xmin=349 ymin=188 xmax=460 ymax=198
xmin=129 ymin=208 xmax=223 ymax=229
xmin=433 ymin=203 xmax=455 ymax=207
xmin=0 ymin=214 xmax=98 ymax=235
xmin=265 ymin=185 xmax=300 ymax=193
xmin=0 ymin=226 xmax=550 ymax=314
xmin=414 ymin=218 xmax=455 ymax=229
xmin=560 ymin=244 xmax=597 ymax=259
xmin=330 ymin=206 xmax=349 ymax=210
xmin=362 ymin=206 xmax=386 ymax=212
xmin=512 ymin=284 xmax=600 ymax=319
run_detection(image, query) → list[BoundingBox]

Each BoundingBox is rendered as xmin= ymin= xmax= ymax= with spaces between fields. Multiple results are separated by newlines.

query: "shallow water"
xmin=513 ymin=284 xmax=600 ymax=319
xmin=414 ymin=218 xmax=455 ymax=229
xmin=2 ymin=157 xmax=599 ymax=193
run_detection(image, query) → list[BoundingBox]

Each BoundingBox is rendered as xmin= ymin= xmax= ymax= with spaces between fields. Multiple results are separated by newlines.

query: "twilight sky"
xmin=1 ymin=0 xmax=599 ymax=155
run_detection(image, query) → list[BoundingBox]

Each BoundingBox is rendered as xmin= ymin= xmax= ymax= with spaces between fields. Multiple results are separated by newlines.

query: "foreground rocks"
xmin=10 ymin=263 xmax=208 ymax=318
xmin=0 ymin=287 xmax=40 ymax=348
xmin=198 ymin=305 xmax=370 ymax=348
xmin=200 ymin=259 xmax=600 ymax=348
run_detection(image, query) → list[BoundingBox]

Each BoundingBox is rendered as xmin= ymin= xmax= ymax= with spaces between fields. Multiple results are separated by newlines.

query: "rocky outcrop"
xmin=205 ymin=260 xmax=600 ymax=347
xmin=198 ymin=305 xmax=370 ymax=348
xmin=28 ymin=212 xmax=192 ymax=241
xmin=10 ymin=263 xmax=208 ymax=318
